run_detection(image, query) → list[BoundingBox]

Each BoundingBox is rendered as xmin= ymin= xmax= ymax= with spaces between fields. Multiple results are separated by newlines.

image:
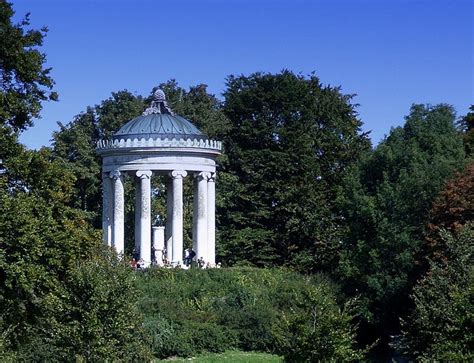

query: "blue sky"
xmin=12 ymin=0 xmax=473 ymax=150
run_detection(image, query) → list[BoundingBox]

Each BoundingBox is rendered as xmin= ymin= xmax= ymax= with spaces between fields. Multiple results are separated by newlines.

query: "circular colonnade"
xmin=96 ymin=90 xmax=222 ymax=267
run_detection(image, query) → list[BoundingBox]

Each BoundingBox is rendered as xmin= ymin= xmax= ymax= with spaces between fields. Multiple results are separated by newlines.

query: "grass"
xmin=157 ymin=351 xmax=282 ymax=362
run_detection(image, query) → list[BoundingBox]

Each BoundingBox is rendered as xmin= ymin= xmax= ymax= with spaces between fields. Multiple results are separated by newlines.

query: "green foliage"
xmin=52 ymin=92 xmax=145 ymax=226
xmin=398 ymin=225 xmax=474 ymax=361
xmin=0 ymin=181 xmax=99 ymax=348
xmin=219 ymin=70 xmax=370 ymax=270
xmin=0 ymin=187 xmax=152 ymax=359
xmin=0 ymin=137 xmax=151 ymax=360
xmin=136 ymin=267 xmax=362 ymax=361
xmin=459 ymin=105 xmax=474 ymax=156
xmin=0 ymin=1 xmax=57 ymax=131
xmin=337 ymin=104 xmax=466 ymax=347
xmin=420 ymin=163 xmax=474 ymax=269
xmin=278 ymin=297 xmax=364 ymax=362
xmin=53 ymin=250 xmax=152 ymax=361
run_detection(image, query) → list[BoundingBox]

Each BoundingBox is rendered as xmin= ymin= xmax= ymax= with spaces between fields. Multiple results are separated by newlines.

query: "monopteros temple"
xmin=97 ymin=89 xmax=222 ymax=268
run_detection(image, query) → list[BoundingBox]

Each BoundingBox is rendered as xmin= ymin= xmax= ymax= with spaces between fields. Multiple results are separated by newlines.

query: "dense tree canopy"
xmin=0 ymin=142 xmax=151 ymax=360
xmin=0 ymin=0 xmax=57 ymax=132
xmin=219 ymin=71 xmax=370 ymax=270
xmin=52 ymin=92 xmax=145 ymax=224
xmin=337 ymin=104 xmax=466 ymax=349
xmin=421 ymin=163 xmax=474 ymax=266
xmin=399 ymin=225 xmax=473 ymax=361
xmin=460 ymin=105 xmax=474 ymax=156
xmin=0 ymin=4 xmax=150 ymax=359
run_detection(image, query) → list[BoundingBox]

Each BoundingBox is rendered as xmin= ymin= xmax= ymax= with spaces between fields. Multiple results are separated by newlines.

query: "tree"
xmin=218 ymin=70 xmax=370 ymax=270
xmin=0 ymin=141 xmax=152 ymax=360
xmin=0 ymin=143 xmax=99 ymax=350
xmin=421 ymin=163 xmax=474 ymax=267
xmin=0 ymin=0 xmax=57 ymax=132
xmin=337 ymin=104 xmax=466 ymax=351
xmin=52 ymin=91 xmax=145 ymax=226
xmin=398 ymin=225 xmax=473 ymax=361
xmin=0 ymin=0 xmax=58 ymax=196
xmin=459 ymin=105 xmax=474 ymax=156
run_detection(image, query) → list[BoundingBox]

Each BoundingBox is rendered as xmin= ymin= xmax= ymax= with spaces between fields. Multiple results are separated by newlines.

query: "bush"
xmin=0 ymin=188 xmax=152 ymax=360
xmin=136 ymin=267 xmax=363 ymax=360
xmin=53 ymin=250 xmax=152 ymax=361
xmin=2 ymin=249 xmax=153 ymax=362
xmin=398 ymin=225 xmax=474 ymax=361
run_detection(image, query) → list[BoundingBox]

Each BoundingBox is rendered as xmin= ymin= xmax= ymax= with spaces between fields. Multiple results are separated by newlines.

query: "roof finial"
xmin=142 ymin=88 xmax=175 ymax=116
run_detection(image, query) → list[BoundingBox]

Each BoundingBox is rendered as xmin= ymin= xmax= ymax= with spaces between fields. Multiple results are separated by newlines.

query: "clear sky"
xmin=11 ymin=0 xmax=473 ymax=150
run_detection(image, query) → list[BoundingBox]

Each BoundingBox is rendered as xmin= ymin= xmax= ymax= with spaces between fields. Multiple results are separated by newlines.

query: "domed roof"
xmin=113 ymin=113 xmax=204 ymax=141
xmin=112 ymin=89 xmax=204 ymax=141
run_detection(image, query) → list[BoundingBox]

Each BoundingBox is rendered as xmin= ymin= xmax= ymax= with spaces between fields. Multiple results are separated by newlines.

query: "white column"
xmin=111 ymin=170 xmax=125 ymax=256
xmin=134 ymin=177 xmax=141 ymax=257
xmin=153 ymin=226 xmax=165 ymax=266
xmin=102 ymin=173 xmax=113 ymax=247
xmin=192 ymin=177 xmax=198 ymax=255
xmin=207 ymin=172 xmax=216 ymax=266
xmin=137 ymin=170 xmax=152 ymax=267
xmin=165 ymin=179 xmax=173 ymax=264
xmin=194 ymin=172 xmax=210 ymax=263
xmin=170 ymin=170 xmax=187 ymax=266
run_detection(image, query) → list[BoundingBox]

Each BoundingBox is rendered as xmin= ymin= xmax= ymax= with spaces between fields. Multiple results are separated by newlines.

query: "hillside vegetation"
xmin=137 ymin=267 xmax=363 ymax=362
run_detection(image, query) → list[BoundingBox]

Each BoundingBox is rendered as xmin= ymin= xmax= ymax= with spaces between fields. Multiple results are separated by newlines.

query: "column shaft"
xmin=171 ymin=170 xmax=187 ymax=266
xmin=195 ymin=172 xmax=210 ymax=262
xmin=192 ymin=177 xmax=198 ymax=255
xmin=165 ymin=179 xmax=173 ymax=264
xmin=134 ymin=178 xmax=141 ymax=256
xmin=207 ymin=173 xmax=216 ymax=266
xmin=102 ymin=173 xmax=113 ymax=246
xmin=137 ymin=170 xmax=152 ymax=267
xmin=111 ymin=170 xmax=125 ymax=255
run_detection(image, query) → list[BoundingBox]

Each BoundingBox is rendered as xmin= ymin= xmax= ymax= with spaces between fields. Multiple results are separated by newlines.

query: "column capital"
xmin=170 ymin=170 xmax=188 ymax=179
xmin=194 ymin=171 xmax=211 ymax=181
xmin=208 ymin=172 xmax=217 ymax=182
xmin=110 ymin=169 xmax=122 ymax=180
xmin=136 ymin=170 xmax=152 ymax=179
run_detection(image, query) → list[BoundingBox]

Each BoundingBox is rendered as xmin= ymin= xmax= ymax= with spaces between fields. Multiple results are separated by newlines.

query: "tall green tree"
xmin=398 ymin=225 xmax=473 ymax=361
xmin=52 ymin=91 xmax=145 ymax=226
xmin=337 ymin=104 xmax=466 ymax=350
xmin=219 ymin=70 xmax=370 ymax=270
xmin=0 ymin=4 xmax=150 ymax=358
xmin=0 ymin=0 xmax=57 ymax=132
xmin=0 ymin=0 xmax=58 ymax=184
xmin=0 ymin=142 xmax=152 ymax=360
xmin=459 ymin=104 xmax=474 ymax=156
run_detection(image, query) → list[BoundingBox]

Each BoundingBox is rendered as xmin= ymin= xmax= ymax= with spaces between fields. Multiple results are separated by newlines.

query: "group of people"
xmin=129 ymin=247 xmax=221 ymax=269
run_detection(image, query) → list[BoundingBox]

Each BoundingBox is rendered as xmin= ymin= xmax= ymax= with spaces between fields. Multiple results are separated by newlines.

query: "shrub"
xmin=5 ymin=249 xmax=153 ymax=361
xmin=136 ymin=267 xmax=362 ymax=360
xmin=398 ymin=225 xmax=474 ymax=361
xmin=0 ymin=189 xmax=152 ymax=360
